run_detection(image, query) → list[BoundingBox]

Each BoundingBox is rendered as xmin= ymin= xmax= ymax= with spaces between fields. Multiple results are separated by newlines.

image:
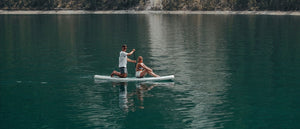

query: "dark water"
xmin=1 ymin=14 xmax=300 ymax=128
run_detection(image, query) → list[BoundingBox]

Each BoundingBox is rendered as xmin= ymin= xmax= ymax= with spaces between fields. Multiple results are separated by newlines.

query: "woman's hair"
xmin=138 ymin=56 xmax=143 ymax=62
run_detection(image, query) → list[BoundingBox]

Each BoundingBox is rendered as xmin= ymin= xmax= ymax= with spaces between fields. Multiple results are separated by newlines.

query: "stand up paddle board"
xmin=94 ymin=75 xmax=174 ymax=82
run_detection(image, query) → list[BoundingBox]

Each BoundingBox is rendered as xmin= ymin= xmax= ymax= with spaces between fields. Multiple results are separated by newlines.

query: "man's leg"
xmin=111 ymin=70 xmax=121 ymax=77
xmin=117 ymin=67 xmax=128 ymax=78
xmin=119 ymin=73 xmax=127 ymax=78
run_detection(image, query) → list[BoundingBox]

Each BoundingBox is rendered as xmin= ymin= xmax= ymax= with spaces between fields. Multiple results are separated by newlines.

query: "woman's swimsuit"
xmin=135 ymin=63 xmax=144 ymax=78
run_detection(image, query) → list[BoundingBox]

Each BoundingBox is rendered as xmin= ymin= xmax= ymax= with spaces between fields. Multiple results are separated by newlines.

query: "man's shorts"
xmin=119 ymin=67 xmax=128 ymax=74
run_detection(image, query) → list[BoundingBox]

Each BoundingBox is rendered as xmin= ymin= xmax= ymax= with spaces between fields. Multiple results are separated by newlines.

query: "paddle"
xmin=133 ymin=50 xmax=137 ymax=74
xmin=133 ymin=50 xmax=136 ymax=66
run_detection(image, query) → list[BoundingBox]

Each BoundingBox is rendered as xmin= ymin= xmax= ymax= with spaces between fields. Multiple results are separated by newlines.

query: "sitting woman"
xmin=135 ymin=56 xmax=160 ymax=78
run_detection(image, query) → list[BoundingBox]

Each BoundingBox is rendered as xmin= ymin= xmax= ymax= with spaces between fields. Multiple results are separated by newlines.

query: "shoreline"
xmin=0 ymin=10 xmax=299 ymax=16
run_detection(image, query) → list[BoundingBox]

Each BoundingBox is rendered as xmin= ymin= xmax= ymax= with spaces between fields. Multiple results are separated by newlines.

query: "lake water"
xmin=1 ymin=14 xmax=300 ymax=128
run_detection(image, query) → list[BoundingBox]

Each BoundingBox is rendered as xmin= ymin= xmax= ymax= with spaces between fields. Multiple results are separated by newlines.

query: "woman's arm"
xmin=141 ymin=63 xmax=152 ymax=72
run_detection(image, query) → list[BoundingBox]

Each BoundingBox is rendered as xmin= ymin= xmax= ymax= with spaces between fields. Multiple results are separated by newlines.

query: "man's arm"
xmin=127 ymin=49 xmax=135 ymax=56
xmin=127 ymin=58 xmax=136 ymax=63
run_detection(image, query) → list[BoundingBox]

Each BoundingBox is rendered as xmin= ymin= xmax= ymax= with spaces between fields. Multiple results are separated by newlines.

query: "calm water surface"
xmin=1 ymin=14 xmax=300 ymax=128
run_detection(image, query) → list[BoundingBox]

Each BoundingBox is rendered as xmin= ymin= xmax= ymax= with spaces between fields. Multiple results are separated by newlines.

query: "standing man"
xmin=111 ymin=44 xmax=136 ymax=78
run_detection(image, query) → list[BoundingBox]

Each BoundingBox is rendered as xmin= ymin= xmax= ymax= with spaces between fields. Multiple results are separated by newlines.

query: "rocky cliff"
xmin=1 ymin=0 xmax=299 ymax=11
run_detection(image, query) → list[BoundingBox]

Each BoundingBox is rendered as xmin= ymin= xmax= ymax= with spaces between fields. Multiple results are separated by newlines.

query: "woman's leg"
xmin=148 ymin=71 xmax=159 ymax=77
xmin=142 ymin=69 xmax=159 ymax=77
xmin=139 ymin=70 xmax=148 ymax=77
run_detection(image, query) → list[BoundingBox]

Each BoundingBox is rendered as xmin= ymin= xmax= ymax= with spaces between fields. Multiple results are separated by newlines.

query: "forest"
xmin=1 ymin=0 xmax=299 ymax=11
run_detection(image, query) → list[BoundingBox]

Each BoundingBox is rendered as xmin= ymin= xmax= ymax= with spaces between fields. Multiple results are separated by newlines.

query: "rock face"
xmin=0 ymin=0 xmax=299 ymax=11
xmin=147 ymin=0 xmax=162 ymax=10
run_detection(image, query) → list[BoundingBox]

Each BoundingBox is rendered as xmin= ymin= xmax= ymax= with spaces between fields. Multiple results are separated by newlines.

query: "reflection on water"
xmin=146 ymin=14 xmax=232 ymax=128
xmin=118 ymin=82 xmax=129 ymax=112
xmin=111 ymin=82 xmax=175 ymax=112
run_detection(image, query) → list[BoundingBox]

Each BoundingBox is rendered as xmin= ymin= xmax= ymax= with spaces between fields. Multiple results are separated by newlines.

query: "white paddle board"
xmin=94 ymin=75 xmax=174 ymax=82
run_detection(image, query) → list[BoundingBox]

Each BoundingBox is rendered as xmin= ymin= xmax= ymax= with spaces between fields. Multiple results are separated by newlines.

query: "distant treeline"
xmin=1 ymin=0 xmax=299 ymax=11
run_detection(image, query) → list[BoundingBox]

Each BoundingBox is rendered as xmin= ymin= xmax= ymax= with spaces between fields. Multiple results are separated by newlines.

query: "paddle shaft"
xmin=133 ymin=50 xmax=136 ymax=70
